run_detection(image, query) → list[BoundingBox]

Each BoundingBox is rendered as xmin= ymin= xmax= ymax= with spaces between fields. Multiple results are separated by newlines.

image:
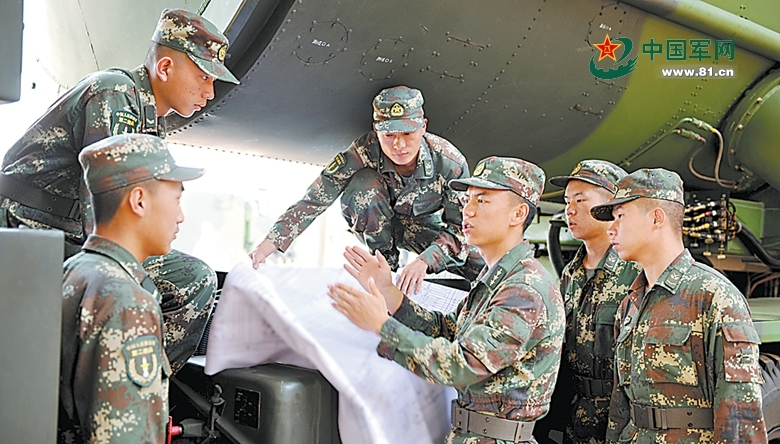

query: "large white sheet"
xmin=205 ymin=259 xmax=468 ymax=444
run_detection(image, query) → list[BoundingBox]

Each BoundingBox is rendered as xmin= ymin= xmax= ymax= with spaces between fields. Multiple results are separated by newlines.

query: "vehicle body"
xmin=1 ymin=0 xmax=779 ymax=441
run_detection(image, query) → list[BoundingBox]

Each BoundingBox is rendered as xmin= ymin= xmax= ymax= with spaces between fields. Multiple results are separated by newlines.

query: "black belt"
xmin=573 ymin=374 xmax=613 ymax=397
xmin=631 ymin=404 xmax=714 ymax=430
xmin=0 ymin=174 xmax=80 ymax=219
xmin=451 ymin=400 xmax=535 ymax=442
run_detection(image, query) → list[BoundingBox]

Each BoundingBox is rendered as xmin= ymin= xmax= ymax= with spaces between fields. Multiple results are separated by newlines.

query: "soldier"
xmin=59 ymin=134 xmax=204 ymax=443
xmin=536 ymin=160 xmax=641 ymax=444
xmin=249 ymin=86 xmax=484 ymax=295
xmin=0 ymin=8 xmax=239 ymax=373
xmin=328 ymin=156 xmax=565 ymax=443
xmin=590 ymin=168 xmax=767 ymax=443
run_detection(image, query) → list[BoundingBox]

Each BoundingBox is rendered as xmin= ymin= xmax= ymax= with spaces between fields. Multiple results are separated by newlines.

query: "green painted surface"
xmin=540 ymin=14 xmax=775 ymax=191
xmin=748 ymin=298 xmax=780 ymax=343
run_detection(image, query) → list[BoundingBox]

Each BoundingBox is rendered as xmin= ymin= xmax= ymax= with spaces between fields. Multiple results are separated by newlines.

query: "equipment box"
xmin=173 ymin=360 xmax=341 ymax=444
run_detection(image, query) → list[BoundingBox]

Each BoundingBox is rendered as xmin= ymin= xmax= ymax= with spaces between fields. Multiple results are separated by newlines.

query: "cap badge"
xmin=218 ymin=45 xmax=227 ymax=62
xmin=571 ymin=163 xmax=582 ymax=175
xmin=390 ymin=103 xmax=404 ymax=117
xmin=473 ymin=162 xmax=485 ymax=176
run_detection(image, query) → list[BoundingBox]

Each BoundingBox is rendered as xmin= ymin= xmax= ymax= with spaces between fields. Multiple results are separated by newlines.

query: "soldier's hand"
xmin=249 ymin=239 xmax=277 ymax=269
xmin=397 ymin=258 xmax=428 ymax=295
xmin=344 ymin=246 xmax=394 ymax=293
xmin=328 ymin=279 xmax=390 ymax=334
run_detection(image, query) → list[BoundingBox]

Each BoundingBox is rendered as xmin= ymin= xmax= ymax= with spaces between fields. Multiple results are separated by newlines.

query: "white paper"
xmin=205 ymin=260 xmax=468 ymax=444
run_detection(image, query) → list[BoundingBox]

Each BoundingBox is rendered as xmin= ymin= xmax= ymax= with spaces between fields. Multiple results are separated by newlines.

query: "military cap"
xmin=549 ymin=159 xmax=627 ymax=195
xmin=79 ymin=134 xmax=204 ymax=194
xmin=373 ymin=86 xmax=425 ymax=133
xmin=450 ymin=156 xmax=545 ymax=206
xmin=152 ymin=8 xmax=239 ymax=84
xmin=590 ymin=168 xmax=684 ymax=221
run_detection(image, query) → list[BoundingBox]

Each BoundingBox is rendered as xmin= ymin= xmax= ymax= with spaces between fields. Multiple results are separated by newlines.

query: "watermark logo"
xmin=589 ymin=36 xmax=737 ymax=80
xmin=589 ymin=34 xmax=638 ymax=80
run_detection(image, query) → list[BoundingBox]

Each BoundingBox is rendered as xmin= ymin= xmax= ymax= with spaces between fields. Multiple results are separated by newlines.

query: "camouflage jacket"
xmin=60 ymin=235 xmax=169 ymax=444
xmin=377 ymin=241 xmax=565 ymax=443
xmin=266 ymin=131 xmax=470 ymax=274
xmin=607 ymin=250 xmax=767 ymax=443
xmin=558 ymin=245 xmax=641 ymax=443
xmin=1 ymin=66 xmax=162 ymax=245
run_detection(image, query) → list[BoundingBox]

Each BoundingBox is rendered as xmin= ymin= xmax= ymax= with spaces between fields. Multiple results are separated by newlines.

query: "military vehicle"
xmin=1 ymin=0 xmax=779 ymax=442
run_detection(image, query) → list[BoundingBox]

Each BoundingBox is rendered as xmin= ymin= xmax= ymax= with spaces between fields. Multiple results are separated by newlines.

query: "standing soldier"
xmin=0 ymin=9 xmax=240 ymax=373
xmin=590 ymin=168 xmax=767 ymax=443
xmin=249 ymin=86 xmax=484 ymax=295
xmin=537 ymin=160 xmax=641 ymax=444
xmin=60 ymin=134 xmax=204 ymax=443
xmin=328 ymin=156 xmax=565 ymax=443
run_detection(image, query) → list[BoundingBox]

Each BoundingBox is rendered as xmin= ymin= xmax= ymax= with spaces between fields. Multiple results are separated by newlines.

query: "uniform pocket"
xmin=643 ymin=324 xmax=697 ymax=386
xmin=594 ymin=304 xmax=619 ymax=358
xmin=412 ymin=194 xmax=442 ymax=216
xmin=615 ymin=325 xmax=633 ymax=386
xmin=722 ymin=322 xmax=763 ymax=383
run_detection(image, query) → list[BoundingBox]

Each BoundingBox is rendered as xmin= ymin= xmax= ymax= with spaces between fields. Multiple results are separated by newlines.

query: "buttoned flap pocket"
xmin=643 ymin=324 xmax=697 ymax=386
xmin=594 ymin=304 xmax=619 ymax=358
xmin=615 ymin=325 xmax=633 ymax=386
xmin=412 ymin=194 xmax=443 ymax=216
xmin=722 ymin=322 xmax=763 ymax=383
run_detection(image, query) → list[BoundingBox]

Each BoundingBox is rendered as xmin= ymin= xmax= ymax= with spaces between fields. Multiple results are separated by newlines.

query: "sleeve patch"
xmin=110 ymin=109 xmax=139 ymax=135
xmin=122 ymin=335 xmax=161 ymax=387
xmin=325 ymin=153 xmax=346 ymax=174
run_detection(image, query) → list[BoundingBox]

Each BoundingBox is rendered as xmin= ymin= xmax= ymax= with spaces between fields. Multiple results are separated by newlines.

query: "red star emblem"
xmin=594 ymin=35 xmax=622 ymax=61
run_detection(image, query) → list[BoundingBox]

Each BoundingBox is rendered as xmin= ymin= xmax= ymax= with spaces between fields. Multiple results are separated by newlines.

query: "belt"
xmin=451 ymin=400 xmax=535 ymax=442
xmin=631 ymin=404 xmax=714 ymax=430
xmin=572 ymin=375 xmax=613 ymax=397
xmin=0 ymin=173 xmax=80 ymax=219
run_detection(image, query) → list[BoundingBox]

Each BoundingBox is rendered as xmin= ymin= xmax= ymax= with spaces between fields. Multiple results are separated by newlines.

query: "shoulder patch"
xmin=110 ymin=109 xmax=139 ymax=136
xmin=325 ymin=153 xmax=346 ymax=174
xmin=122 ymin=335 xmax=161 ymax=387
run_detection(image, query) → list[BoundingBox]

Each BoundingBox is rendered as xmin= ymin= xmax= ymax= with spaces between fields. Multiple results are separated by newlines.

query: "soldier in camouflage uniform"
xmin=589 ymin=169 xmax=767 ymax=443
xmin=60 ymin=134 xmax=205 ymax=443
xmin=249 ymin=86 xmax=484 ymax=295
xmin=328 ymin=156 xmax=565 ymax=443
xmin=0 ymin=9 xmax=239 ymax=373
xmin=536 ymin=160 xmax=641 ymax=444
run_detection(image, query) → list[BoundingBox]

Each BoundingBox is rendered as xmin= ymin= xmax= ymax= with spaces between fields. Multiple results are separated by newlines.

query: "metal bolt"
xmin=737 ymin=124 xmax=744 ymax=130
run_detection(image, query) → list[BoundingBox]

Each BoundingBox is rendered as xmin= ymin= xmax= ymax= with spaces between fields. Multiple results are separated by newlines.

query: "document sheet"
xmin=205 ymin=260 xmax=468 ymax=444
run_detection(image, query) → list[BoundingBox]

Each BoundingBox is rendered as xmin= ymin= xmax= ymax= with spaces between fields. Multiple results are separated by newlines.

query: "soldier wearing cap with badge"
xmin=59 ymin=134 xmax=204 ymax=443
xmin=588 ymin=168 xmax=767 ymax=443
xmin=536 ymin=160 xmax=641 ymax=444
xmin=249 ymin=85 xmax=484 ymax=294
xmin=0 ymin=8 xmax=239 ymax=374
xmin=327 ymin=156 xmax=564 ymax=443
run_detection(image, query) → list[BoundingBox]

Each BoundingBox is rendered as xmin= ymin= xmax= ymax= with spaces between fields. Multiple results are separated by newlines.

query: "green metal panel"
xmin=748 ymin=298 xmax=780 ymax=344
xmin=540 ymin=13 xmax=775 ymax=194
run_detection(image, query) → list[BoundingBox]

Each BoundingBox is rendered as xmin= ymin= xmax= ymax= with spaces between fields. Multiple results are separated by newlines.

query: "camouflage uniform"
xmin=58 ymin=133 xmax=205 ymax=443
xmin=590 ymin=169 xmax=767 ymax=443
xmin=267 ymin=87 xmax=484 ymax=279
xmin=538 ymin=160 xmax=641 ymax=444
xmin=377 ymin=157 xmax=565 ymax=443
xmin=0 ymin=8 xmax=238 ymax=373
xmin=556 ymin=246 xmax=640 ymax=443
xmin=60 ymin=235 xmax=169 ymax=444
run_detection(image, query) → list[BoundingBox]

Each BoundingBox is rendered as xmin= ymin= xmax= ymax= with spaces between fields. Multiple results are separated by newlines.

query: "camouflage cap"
xmin=449 ymin=156 xmax=545 ymax=206
xmin=590 ymin=168 xmax=684 ymax=221
xmin=549 ymin=159 xmax=627 ymax=194
xmin=152 ymin=9 xmax=239 ymax=84
xmin=373 ymin=86 xmax=425 ymax=133
xmin=79 ymin=134 xmax=205 ymax=195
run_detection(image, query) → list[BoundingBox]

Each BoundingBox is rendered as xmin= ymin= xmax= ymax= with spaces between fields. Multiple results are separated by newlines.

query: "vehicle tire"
xmin=760 ymin=353 xmax=780 ymax=441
